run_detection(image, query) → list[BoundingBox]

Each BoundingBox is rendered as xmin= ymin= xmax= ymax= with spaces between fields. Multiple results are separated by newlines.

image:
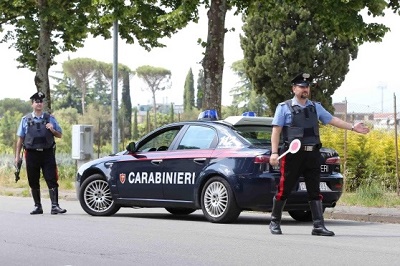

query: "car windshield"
xmin=232 ymin=125 xmax=274 ymax=147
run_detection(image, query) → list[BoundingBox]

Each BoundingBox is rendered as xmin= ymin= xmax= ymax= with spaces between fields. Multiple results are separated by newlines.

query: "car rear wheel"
xmin=288 ymin=206 xmax=326 ymax=222
xmin=201 ymin=176 xmax=241 ymax=223
xmin=288 ymin=210 xmax=314 ymax=222
xmin=165 ymin=207 xmax=196 ymax=215
xmin=79 ymin=174 xmax=120 ymax=216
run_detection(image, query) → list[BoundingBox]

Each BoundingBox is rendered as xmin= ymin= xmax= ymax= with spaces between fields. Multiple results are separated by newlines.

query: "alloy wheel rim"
xmin=204 ymin=181 xmax=228 ymax=218
xmin=84 ymin=180 xmax=113 ymax=212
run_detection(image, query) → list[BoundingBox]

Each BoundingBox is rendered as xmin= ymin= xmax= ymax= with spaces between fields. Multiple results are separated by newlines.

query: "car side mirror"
xmin=126 ymin=142 xmax=136 ymax=152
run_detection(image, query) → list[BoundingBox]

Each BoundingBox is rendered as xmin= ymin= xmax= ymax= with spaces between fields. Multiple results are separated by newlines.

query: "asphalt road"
xmin=1 ymin=196 xmax=400 ymax=266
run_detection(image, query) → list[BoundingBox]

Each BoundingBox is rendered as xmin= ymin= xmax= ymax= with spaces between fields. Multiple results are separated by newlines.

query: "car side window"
xmin=138 ymin=128 xmax=180 ymax=152
xmin=177 ymin=126 xmax=216 ymax=150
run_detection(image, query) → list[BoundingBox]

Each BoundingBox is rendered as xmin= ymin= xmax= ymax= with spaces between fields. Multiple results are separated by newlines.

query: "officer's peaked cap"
xmin=291 ymin=72 xmax=312 ymax=86
xmin=30 ymin=91 xmax=45 ymax=101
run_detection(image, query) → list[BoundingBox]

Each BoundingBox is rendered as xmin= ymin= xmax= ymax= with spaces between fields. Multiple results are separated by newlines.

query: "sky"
xmin=1 ymin=9 xmax=399 ymax=113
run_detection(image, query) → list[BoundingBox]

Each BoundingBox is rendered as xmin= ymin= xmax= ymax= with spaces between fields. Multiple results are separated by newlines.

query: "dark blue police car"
xmin=75 ymin=111 xmax=343 ymax=223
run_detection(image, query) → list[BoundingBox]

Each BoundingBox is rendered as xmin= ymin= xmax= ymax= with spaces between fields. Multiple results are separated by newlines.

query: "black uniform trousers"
xmin=276 ymin=148 xmax=322 ymax=201
xmin=25 ymin=148 xmax=59 ymax=189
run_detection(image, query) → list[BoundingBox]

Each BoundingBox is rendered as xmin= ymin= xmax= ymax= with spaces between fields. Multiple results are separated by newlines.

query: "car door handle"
xmin=193 ymin=158 xmax=206 ymax=164
xmin=151 ymin=159 xmax=163 ymax=165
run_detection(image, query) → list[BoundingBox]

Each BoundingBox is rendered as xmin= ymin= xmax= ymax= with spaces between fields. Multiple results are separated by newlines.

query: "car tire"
xmin=288 ymin=206 xmax=327 ymax=222
xmin=165 ymin=207 xmax=196 ymax=215
xmin=79 ymin=174 xmax=120 ymax=216
xmin=201 ymin=176 xmax=241 ymax=223
xmin=288 ymin=210 xmax=314 ymax=222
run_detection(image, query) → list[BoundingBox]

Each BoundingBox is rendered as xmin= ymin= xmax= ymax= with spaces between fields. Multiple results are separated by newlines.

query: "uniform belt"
xmin=301 ymin=145 xmax=318 ymax=152
xmin=26 ymin=148 xmax=50 ymax=152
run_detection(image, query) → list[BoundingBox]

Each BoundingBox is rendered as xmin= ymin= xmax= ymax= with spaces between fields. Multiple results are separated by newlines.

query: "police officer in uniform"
xmin=269 ymin=73 xmax=369 ymax=236
xmin=15 ymin=92 xmax=66 ymax=215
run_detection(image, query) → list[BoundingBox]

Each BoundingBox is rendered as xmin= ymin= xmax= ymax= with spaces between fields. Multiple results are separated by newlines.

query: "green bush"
xmin=320 ymin=126 xmax=399 ymax=192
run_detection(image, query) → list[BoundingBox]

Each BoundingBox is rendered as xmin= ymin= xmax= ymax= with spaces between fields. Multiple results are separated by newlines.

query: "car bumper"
xmin=232 ymin=173 xmax=343 ymax=212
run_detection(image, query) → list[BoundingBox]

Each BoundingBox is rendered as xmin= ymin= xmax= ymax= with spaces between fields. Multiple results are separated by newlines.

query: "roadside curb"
xmin=325 ymin=206 xmax=400 ymax=224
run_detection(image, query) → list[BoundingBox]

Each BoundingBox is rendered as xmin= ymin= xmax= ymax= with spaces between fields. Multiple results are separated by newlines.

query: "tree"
xmin=51 ymin=72 xmax=82 ymax=113
xmin=169 ymin=103 xmax=175 ymax=123
xmin=0 ymin=98 xmax=31 ymax=116
xmin=62 ymin=58 xmax=97 ymax=114
xmin=183 ymin=68 xmax=195 ymax=112
xmin=196 ymin=69 xmax=205 ymax=109
xmin=229 ymin=60 xmax=268 ymax=116
xmin=164 ymin=0 xmax=399 ymax=115
xmin=241 ymin=0 xmax=398 ymax=112
xmin=0 ymin=1 xmax=96 ymax=110
xmin=0 ymin=110 xmax=22 ymax=152
xmin=136 ymin=65 xmax=171 ymax=130
xmin=120 ymin=65 xmax=133 ymax=142
xmin=0 ymin=0 xmax=198 ymax=109
xmin=132 ymin=107 xmax=139 ymax=141
xmin=91 ymin=68 xmax=111 ymax=106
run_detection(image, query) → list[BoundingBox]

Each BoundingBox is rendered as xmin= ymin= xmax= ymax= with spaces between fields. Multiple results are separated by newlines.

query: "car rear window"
xmin=233 ymin=125 xmax=273 ymax=147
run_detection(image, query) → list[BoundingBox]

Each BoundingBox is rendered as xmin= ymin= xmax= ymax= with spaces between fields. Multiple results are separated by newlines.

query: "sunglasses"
xmin=34 ymin=99 xmax=43 ymax=103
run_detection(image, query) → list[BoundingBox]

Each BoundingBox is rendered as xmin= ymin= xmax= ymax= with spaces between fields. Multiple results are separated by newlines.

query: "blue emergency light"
xmin=242 ymin=111 xmax=257 ymax=117
xmin=198 ymin=109 xmax=219 ymax=121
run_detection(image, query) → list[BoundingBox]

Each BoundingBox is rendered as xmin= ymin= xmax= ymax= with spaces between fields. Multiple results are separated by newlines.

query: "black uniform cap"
xmin=30 ymin=92 xmax=45 ymax=101
xmin=291 ymin=72 xmax=312 ymax=86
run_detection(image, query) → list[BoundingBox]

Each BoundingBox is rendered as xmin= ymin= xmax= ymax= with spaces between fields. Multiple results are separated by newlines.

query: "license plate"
xmin=299 ymin=182 xmax=330 ymax=191
xmin=320 ymin=164 xmax=330 ymax=173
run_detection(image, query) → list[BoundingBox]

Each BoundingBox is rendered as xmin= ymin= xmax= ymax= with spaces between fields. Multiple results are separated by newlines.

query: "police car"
xmin=75 ymin=110 xmax=343 ymax=223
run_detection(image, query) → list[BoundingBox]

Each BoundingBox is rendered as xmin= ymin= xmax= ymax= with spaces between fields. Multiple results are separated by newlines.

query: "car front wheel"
xmin=165 ymin=207 xmax=196 ymax=215
xmin=79 ymin=174 xmax=120 ymax=216
xmin=201 ymin=176 xmax=241 ymax=223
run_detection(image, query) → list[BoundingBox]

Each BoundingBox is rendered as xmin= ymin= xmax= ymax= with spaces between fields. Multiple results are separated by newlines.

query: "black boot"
xmin=310 ymin=200 xmax=334 ymax=236
xmin=49 ymin=188 xmax=67 ymax=215
xmin=269 ymin=197 xmax=287 ymax=235
xmin=30 ymin=189 xmax=43 ymax=215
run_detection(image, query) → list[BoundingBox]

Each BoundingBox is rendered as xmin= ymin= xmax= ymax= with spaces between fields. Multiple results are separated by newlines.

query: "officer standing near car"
xmin=15 ymin=92 xmax=66 ymax=215
xmin=269 ymin=72 xmax=369 ymax=236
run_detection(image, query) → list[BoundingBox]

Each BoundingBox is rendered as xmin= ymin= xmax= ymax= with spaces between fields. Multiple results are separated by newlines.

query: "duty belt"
xmin=301 ymin=145 xmax=318 ymax=152
xmin=26 ymin=148 xmax=51 ymax=152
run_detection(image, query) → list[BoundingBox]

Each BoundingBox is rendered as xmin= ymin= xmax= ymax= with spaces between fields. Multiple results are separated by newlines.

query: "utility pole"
xmin=112 ymin=20 xmax=119 ymax=154
xmin=378 ymin=83 xmax=387 ymax=113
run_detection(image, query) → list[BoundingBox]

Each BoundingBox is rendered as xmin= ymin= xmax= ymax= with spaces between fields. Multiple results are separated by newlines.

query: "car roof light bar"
xmin=198 ymin=109 xmax=219 ymax=121
xmin=242 ymin=111 xmax=257 ymax=117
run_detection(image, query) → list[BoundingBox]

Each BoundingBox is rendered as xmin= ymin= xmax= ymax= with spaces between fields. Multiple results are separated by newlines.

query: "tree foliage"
xmin=0 ymin=110 xmax=22 ymax=151
xmin=183 ymin=68 xmax=195 ymax=112
xmin=62 ymin=58 xmax=97 ymax=114
xmin=196 ymin=69 xmax=205 ymax=109
xmin=51 ymin=72 xmax=83 ymax=113
xmin=0 ymin=0 xmax=197 ymax=109
xmin=120 ymin=66 xmax=133 ymax=142
xmin=229 ymin=60 xmax=268 ymax=116
xmin=241 ymin=0 xmax=396 ymax=113
xmin=0 ymin=98 xmax=31 ymax=116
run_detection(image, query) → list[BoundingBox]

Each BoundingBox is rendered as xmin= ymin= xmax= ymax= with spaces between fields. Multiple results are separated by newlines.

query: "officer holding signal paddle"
xmin=269 ymin=72 xmax=370 ymax=236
